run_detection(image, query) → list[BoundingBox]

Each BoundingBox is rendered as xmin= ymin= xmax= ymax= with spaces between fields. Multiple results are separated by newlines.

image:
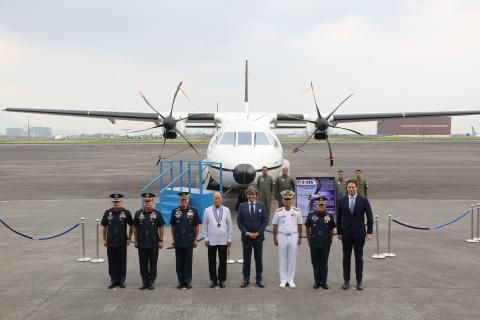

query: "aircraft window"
xmin=254 ymin=132 xmax=270 ymax=145
xmin=268 ymin=133 xmax=279 ymax=148
xmin=237 ymin=132 xmax=252 ymax=145
xmin=219 ymin=132 xmax=236 ymax=145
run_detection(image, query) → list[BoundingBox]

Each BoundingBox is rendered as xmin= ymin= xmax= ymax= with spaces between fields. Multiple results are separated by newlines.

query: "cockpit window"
xmin=219 ymin=132 xmax=235 ymax=145
xmin=237 ymin=132 xmax=252 ymax=145
xmin=268 ymin=133 xmax=279 ymax=148
xmin=254 ymin=132 xmax=270 ymax=145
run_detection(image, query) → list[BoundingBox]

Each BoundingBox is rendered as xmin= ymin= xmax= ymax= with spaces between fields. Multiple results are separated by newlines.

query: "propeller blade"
xmin=179 ymin=87 xmax=191 ymax=101
xmin=325 ymin=136 xmax=334 ymax=167
xmin=310 ymin=82 xmax=322 ymax=119
xmin=156 ymin=136 xmax=168 ymax=165
xmin=170 ymin=81 xmax=183 ymax=117
xmin=129 ymin=124 xmax=164 ymax=133
xmin=330 ymin=125 xmax=364 ymax=136
xmin=139 ymin=91 xmax=165 ymax=119
xmin=325 ymin=93 xmax=354 ymax=120
xmin=293 ymin=129 xmax=318 ymax=153
xmin=285 ymin=142 xmax=306 ymax=153
xmin=280 ymin=113 xmax=317 ymax=124
xmin=174 ymin=128 xmax=200 ymax=155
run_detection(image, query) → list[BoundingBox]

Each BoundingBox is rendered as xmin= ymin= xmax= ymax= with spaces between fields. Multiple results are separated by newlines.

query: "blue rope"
xmin=433 ymin=209 xmax=471 ymax=230
xmin=392 ymin=209 xmax=471 ymax=230
xmin=0 ymin=218 xmax=79 ymax=240
xmin=392 ymin=219 xmax=431 ymax=230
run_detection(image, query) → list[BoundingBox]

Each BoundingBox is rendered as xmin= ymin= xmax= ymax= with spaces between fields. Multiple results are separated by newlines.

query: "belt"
xmin=279 ymin=231 xmax=298 ymax=236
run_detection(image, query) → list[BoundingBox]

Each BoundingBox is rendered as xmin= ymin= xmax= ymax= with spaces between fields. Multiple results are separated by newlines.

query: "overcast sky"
xmin=1 ymin=0 xmax=480 ymax=135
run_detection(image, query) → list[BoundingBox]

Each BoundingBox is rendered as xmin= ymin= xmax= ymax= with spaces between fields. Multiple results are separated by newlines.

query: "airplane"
xmin=4 ymin=60 xmax=480 ymax=193
xmin=471 ymin=126 xmax=477 ymax=137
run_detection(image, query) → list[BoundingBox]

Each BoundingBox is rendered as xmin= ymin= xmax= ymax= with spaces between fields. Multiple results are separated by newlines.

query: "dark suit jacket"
xmin=237 ymin=201 xmax=267 ymax=241
xmin=337 ymin=195 xmax=373 ymax=239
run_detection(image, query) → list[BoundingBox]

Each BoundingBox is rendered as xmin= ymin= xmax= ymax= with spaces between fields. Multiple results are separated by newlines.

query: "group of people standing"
xmin=101 ymin=168 xmax=373 ymax=291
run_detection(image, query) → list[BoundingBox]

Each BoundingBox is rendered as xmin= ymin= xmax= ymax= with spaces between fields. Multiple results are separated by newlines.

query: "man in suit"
xmin=337 ymin=179 xmax=373 ymax=290
xmin=237 ymin=186 xmax=267 ymax=288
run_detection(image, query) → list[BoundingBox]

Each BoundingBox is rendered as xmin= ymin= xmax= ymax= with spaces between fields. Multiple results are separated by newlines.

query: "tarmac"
xmin=1 ymin=140 xmax=480 ymax=320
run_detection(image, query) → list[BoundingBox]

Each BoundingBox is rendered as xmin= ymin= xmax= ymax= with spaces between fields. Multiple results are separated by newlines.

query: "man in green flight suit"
xmin=335 ymin=170 xmax=347 ymax=210
xmin=354 ymin=169 xmax=368 ymax=198
xmin=257 ymin=166 xmax=274 ymax=224
xmin=275 ymin=167 xmax=295 ymax=208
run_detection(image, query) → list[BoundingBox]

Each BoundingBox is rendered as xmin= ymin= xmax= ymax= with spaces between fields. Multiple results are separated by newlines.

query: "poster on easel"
xmin=295 ymin=177 xmax=336 ymax=217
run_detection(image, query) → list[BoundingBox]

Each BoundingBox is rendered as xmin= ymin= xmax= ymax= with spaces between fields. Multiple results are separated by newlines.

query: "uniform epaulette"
xmin=292 ymin=206 xmax=300 ymax=211
xmin=275 ymin=207 xmax=283 ymax=212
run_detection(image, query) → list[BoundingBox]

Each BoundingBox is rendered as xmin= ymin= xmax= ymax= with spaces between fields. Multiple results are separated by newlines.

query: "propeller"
xmin=137 ymin=81 xmax=200 ymax=163
xmin=290 ymin=82 xmax=361 ymax=167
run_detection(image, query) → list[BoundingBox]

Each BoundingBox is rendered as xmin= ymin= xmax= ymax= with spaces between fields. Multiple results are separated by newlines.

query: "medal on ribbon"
xmin=213 ymin=206 xmax=223 ymax=228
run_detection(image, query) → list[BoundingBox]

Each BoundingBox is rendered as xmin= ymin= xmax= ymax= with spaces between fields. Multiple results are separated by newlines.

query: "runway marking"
xmin=0 ymin=200 xmax=8 ymax=203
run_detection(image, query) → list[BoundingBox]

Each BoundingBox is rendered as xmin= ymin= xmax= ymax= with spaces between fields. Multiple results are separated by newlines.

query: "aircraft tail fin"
xmin=244 ymin=59 xmax=249 ymax=114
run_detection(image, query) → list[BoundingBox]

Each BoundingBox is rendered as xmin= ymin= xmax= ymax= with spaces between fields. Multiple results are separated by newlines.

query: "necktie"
xmin=250 ymin=202 xmax=255 ymax=215
xmin=349 ymin=197 xmax=354 ymax=214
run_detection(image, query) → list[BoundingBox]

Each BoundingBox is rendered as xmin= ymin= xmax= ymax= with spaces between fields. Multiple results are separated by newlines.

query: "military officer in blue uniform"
xmin=305 ymin=196 xmax=336 ymax=289
xmin=101 ymin=193 xmax=133 ymax=289
xmin=170 ymin=192 xmax=201 ymax=289
xmin=133 ymin=192 xmax=165 ymax=290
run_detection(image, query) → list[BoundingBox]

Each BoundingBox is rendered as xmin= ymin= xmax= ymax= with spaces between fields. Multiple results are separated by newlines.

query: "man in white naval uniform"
xmin=272 ymin=190 xmax=303 ymax=288
xmin=203 ymin=192 xmax=233 ymax=288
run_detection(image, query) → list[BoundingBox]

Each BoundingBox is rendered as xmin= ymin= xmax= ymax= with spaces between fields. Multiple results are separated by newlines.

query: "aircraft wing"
xmin=330 ymin=110 xmax=480 ymax=124
xmin=3 ymin=107 xmax=215 ymax=126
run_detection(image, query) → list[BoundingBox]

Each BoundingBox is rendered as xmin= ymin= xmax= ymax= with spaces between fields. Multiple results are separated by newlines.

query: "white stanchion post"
xmin=90 ymin=219 xmax=105 ymax=263
xmin=372 ymin=215 xmax=386 ymax=259
xmin=226 ymin=246 xmax=236 ymax=264
xmin=465 ymin=204 xmax=479 ymax=243
xmin=474 ymin=203 xmax=480 ymax=242
xmin=76 ymin=217 xmax=91 ymax=262
xmin=382 ymin=214 xmax=397 ymax=257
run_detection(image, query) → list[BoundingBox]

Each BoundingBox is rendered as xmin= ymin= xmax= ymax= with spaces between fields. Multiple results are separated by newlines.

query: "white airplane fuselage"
xmin=204 ymin=118 xmax=288 ymax=189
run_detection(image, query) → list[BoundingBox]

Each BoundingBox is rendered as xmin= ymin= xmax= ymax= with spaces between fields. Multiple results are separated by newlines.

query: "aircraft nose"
xmin=233 ymin=163 xmax=256 ymax=185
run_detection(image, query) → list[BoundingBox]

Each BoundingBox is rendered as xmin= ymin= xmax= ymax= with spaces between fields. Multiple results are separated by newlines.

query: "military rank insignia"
xmin=175 ymin=210 xmax=182 ymax=218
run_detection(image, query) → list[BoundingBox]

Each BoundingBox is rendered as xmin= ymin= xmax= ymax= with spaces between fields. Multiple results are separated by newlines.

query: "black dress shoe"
xmin=342 ymin=282 xmax=350 ymax=290
xmin=148 ymin=282 xmax=155 ymax=290
xmin=356 ymin=282 xmax=363 ymax=290
xmin=108 ymin=283 xmax=117 ymax=289
xmin=218 ymin=281 xmax=225 ymax=288
xmin=240 ymin=280 xmax=249 ymax=288
xmin=256 ymin=280 xmax=265 ymax=288
xmin=119 ymin=283 xmax=126 ymax=289
xmin=322 ymin=284 xmax=329 ymax=290
xmin=139 ymin=283 xmax=148 ymax=290
xmin=209 ymin=281 xmax=217 ymax=288
xmin=177 ymin=283 xmax=184 ymax=289
xmin=185 ymin=283 xmax=192 ymax=289
xmin=313 ymin=283 xmax=321 ymax=289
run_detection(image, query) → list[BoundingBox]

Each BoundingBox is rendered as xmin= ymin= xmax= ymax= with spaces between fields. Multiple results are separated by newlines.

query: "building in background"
xmin=30 ymin=127 xmax=52 ymax=137
xmin=377 ymin=116 xmax=451 ymax=135
xmin=5 ymin=128 xmax=25 ymax=137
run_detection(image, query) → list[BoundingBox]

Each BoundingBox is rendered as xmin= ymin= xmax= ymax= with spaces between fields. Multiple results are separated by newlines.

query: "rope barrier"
xmin=0 ymin=218 xmax=79 ymax=240
xmin=392 ymin=209 xmax=471 ymax=231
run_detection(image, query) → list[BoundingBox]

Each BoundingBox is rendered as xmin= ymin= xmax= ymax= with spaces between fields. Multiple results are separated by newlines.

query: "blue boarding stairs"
xmin=141 ymin=160 xmax=223 ymax=224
